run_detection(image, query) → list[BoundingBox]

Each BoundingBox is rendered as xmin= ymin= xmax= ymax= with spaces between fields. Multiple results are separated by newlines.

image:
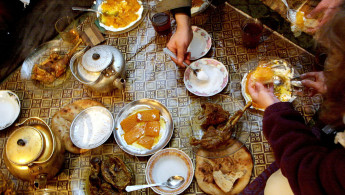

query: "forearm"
xmin=175 ymin=13 xmax=191 ymax=31
xmin=263 ymin=102 xmax=345 ymax=194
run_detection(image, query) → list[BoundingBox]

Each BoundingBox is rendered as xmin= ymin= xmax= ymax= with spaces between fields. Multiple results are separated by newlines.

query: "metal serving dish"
xmin=113 ymin=99 xmax=173 ymax=156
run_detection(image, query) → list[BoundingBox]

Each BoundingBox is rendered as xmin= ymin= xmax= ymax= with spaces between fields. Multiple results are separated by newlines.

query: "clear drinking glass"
xmin=241 ymin=18 xmax=263 ymax=48
xmin=55 ymin=16 xmax=80 ymax=44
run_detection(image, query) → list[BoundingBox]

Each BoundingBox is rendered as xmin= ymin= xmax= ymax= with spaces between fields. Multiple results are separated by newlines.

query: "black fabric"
xmin=171 ymin=6 xmax=191 ymax=18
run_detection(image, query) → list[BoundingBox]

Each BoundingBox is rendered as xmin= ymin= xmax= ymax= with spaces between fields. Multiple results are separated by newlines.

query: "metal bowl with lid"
xmin=70 ymin=45 xmax=126 ymax=93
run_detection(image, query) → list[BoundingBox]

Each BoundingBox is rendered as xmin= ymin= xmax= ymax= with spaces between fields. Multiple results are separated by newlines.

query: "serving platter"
xmin=21 ymin=40 xmax=74 ymax=89
xmin=191 ymin=0 xmax=213 ymax=17
xmin=94 ymin=0 xmax=149 ymax=35
xmin=113 ymin=99 xmax=173 ymax=156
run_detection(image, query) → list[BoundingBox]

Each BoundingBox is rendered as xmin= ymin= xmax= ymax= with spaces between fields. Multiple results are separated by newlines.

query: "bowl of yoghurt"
xmin=184 ymin=58 xmax=229 ymax=97
xmin=0 ymin=90 xmax=21 ymax=130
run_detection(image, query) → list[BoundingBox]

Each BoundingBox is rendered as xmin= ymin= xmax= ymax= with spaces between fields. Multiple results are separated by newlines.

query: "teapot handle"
xmin=16 ymin=117 xmax=56 ymax=164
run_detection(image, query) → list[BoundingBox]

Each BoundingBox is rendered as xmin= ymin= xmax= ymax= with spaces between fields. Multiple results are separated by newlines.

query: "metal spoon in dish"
xmin=125 ymin=175 xmax=185 ymax=192
xmin=163 ymin=48 xmax=209 ymax=81
xmin=72 ymin=7 xmax=101 ymax=14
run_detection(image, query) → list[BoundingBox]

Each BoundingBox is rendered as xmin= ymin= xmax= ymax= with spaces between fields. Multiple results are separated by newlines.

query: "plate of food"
xmin=184 ymin=58 xmax=228 ymax=97
xmin=191 ymin=0 xmax=212 ymax=16
xmin=241 ymin=57 xmax=299 ymax=111
xmin=114 ymin=99 xmax=173 ymax=156
xmin=21 ymin=40 xmax=79 ymax=89
xmin=86 ymin=156 xmax=132 ymax=194
xmin=188 ymin=97 xmax=252 ymax=158
xmin=145 ymin=148 xmax=194 ymax=195
xmin=195 ymin=140 xmax=253 ymax=194
xmin=187 ymin=26 xmax=212 ymax=60
xmin=94 ymin=0 xmax=148 ymax=34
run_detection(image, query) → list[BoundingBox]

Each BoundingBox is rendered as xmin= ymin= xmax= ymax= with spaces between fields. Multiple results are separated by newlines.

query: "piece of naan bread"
xmin=195 ymin=140 xmax=253 ymax=195
xmin=51 ymin=99 xmax=104 ymax=154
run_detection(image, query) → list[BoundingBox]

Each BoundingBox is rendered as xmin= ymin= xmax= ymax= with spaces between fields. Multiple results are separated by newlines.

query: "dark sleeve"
xmin=263 ymin=102 xmax=345 ymax=195
xmin=171 ymin=6 xmax=191 ymax=18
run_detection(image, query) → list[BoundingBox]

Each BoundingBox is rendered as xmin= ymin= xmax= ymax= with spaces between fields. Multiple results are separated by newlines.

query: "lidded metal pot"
xmin=70 ymin=45 xmax=126 ymax=93
xmin=3 ymin=117 xmax=65 ymax=189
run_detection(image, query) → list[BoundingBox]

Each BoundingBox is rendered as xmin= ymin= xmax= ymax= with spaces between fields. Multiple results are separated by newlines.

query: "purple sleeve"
xmin=263 ymin=102 xmax=345 ymax=195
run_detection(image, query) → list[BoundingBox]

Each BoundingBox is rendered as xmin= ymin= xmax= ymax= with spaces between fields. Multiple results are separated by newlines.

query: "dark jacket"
xmin=263 ymin=102 xmax=345 ymax=195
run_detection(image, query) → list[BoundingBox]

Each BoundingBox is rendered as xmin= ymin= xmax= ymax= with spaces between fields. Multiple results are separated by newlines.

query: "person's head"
xmin=316 ymin=2 xmax=345 ymax=126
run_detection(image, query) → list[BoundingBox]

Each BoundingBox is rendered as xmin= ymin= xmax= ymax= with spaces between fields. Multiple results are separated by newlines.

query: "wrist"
xmin=175 ymin=13 xmax=191 ymax=30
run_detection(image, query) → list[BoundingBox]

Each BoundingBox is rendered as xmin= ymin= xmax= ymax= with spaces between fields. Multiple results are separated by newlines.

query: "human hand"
xmin=300 ymin=71 xmax=327 ymax=96
xmin=247 ymin=79 xmax=280 ymax=110
xmin=166 ymin=13 xmax=193 ymax=68
xmin=306 ymin=0 xmax=344 ymax=33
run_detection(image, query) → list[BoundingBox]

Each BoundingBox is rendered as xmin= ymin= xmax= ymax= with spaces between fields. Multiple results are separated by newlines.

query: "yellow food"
xmin=100 ymin=0 xmax=141 ymax=29
xmin=120 ymin=108 xmax=164 ymax=149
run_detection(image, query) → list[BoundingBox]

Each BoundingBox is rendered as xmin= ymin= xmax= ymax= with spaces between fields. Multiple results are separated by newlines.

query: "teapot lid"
xmin=82 ymin=46 xmax=113 ymax=72
xmin=6 ymin=126 xmax=44 ymax=165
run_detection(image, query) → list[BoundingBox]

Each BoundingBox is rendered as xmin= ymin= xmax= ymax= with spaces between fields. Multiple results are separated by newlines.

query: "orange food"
xmin=296 ymin=11 xmax=305 ymax=29
xmin=123 ymin=123 xmax=145 ymax=144
xmin=252 ymin=66 xmax=274 ymax=83
xmin=120 ymin=114 xmax=138 ymax=132
xmin=137 ymin=136 xmax=155 ymax=149
xmin=100 ymin=0 xmax=141 ymax=29
xmin=145 ymin=121 xmax=160 ymax=137
xmin=137 ymin=109 xmax=160 ymax=122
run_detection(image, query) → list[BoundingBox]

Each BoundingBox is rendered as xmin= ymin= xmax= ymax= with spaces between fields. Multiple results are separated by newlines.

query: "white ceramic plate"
xmin=113 ymin=99 xmax=173 ymax=156
xmin=184 ymin=58 xmax=228 ymax=97
xmin=146 ymin=148 xmax=194 ymax=195
xmin=95 ymin=0 xmax=147 ymax=34
xmin=188 ymin=26 xmax=212 ymax=60
xmin=0 ymin=91 xmax=20 ymax=130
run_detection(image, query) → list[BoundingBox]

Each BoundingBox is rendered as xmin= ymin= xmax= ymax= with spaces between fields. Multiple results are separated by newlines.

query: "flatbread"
xmin=51 ymin=99 xmax=104 ymax=154
xmin=195 ymin=140 xmax=253 ymax=195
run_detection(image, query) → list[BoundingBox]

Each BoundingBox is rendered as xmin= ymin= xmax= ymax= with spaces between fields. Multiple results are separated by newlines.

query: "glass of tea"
xmin=149 ymin=7 xmax=171 ymax=35
xmin=55 ymin=16 xmax=80 ymax=45
xmin=241 ymin=18 xmax=263 ymax=48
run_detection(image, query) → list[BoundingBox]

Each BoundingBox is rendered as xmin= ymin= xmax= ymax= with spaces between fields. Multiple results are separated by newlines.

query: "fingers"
xmin=301 ymin=72 xmax=319 ymax=79
xmin=308 ymin=1 xmax=327 ymax=18
xmin=301 ymin=79 xmax=320 ymax=90
xmin=176 ymin=45 xmax=187 ymax=66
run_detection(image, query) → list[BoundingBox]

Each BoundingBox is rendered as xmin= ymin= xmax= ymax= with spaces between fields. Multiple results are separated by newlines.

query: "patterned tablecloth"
xmin=0 ymin=2 xmax=321 ymax=194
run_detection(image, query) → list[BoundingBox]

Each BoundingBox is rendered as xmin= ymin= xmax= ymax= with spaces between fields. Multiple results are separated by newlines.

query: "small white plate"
xmin=146 ymin=148 xmax=194 ymax=195
xmin=188 ymin=26 xmax=212 ymax=60
xmin=0 ymin=91 xmax=20 ymax=130
xmin=184 ymin=58 xmax=228 ymax=97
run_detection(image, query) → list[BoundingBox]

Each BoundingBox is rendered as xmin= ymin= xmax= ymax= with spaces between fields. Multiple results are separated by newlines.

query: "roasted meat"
xmin=201 ymin=103 xmax=231 ymax=130
xmin=89 ymin=156 xmax=130 ymax=195
xmin=191 ymin=102 xmax=252 ymax=150
xmin=31 ymin=40 xmax=81 ymax=83
xmin=101 ymin=156 xmax=131 ymax=190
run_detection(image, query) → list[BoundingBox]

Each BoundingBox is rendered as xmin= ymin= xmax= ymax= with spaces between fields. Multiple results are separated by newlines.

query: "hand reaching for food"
xmin=307 ymin=0 xmax=344 ymax=33
xmin=167 ymin=13 xmax=193 ymax=68
xmin=301 ymin=71 xmax=327 ymax=96
xmin=247 ymin=80 xmax=280 ymax=110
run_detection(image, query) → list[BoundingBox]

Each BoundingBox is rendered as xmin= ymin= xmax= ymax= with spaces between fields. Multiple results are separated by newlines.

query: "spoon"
xmin=163 ymin=48 xmax=209 ymax=81
xmin=281 ymin=0 xmax=297 ymax=22
xmin=125 ymin=175 xmax=185 ymax=192
xmin=72 ymin=7 xmax=101 ymax=14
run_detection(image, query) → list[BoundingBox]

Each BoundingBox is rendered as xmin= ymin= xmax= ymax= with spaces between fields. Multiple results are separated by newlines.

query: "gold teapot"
xmin=3 ymin=117 xmax=65 ymax=188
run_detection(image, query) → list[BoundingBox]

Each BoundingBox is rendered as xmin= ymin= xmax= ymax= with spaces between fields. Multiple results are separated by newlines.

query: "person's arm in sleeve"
xmin=263 ymin=102 xmax=345 ymax=195
xmin=249 ymin=81 xmax=345 ymax=194
xmin=167 ymin=0 xmax=193 ymax=67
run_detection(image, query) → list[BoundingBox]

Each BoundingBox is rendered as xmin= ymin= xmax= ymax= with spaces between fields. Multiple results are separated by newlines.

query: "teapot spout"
xmin=114 ymin=78 xmax=125 ymax=90
xmin=34 ymin=174 xmax=47 ymax=189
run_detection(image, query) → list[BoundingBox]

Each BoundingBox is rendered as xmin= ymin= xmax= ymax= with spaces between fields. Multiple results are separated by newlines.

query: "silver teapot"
xmin=70 ymin=45 xmax=126 ymax=93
